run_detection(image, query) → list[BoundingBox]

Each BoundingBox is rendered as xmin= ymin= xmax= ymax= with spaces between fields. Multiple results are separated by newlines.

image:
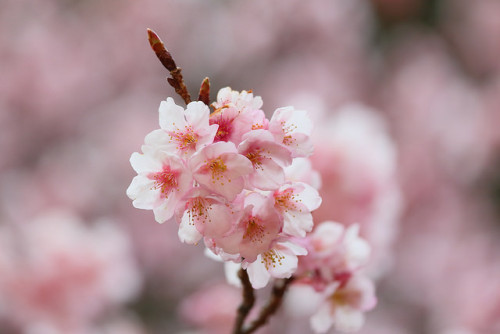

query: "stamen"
xmin=169 ymin=125 xmax=198 ymax=151
xmin=274 ymin=188 xmax=302 ymax=213
xmin=261 ymin=249 xmax=285 ymax=270
xmin=246 ymin=148 xmax=265 ymax=170
xmin=150 ymin=167 xmax=178 ymax=198
xmin=208 ymin=157 xmax=228 ymax=183
xmin=243 ymin=217 xmax=266 ymax=243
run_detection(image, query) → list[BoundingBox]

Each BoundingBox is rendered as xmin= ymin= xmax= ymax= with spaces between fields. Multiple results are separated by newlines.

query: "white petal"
xmin=267 ymin=248 xmax=298 ymax=279
xmin=159 ymin=97 xmax=186 ymax=130
xmin=333 ymin=306 xmax=364 ymax=333
xmin=143 ymin=129 xmax=170 ymax=147
xmin=280 ymin=241 xmax=308 ymax=256
xmin=152 ymin=196 xmax=177 ymax=223
xmin=185 ymin=101 xmax=210 ymax=130
xmin=295 ymin=182 xmax=322 ymax=211
xmin=310 ymin=302 xmax=334 ymax=334
xmin=126 ymin=175 xmax=157 ymax=209
xmin=283 ymin=211 xmax=313 ymax=237
xmin=246 ymin=257 xmax=271 ymax=289
xmin=178 ymin=212 xmax=202 ymax=244
xmin=129 ymin=152 xmax=160 ymax=174
xmin=250 ymin=159 xmax=285 ymax=190
xmin=224 ymin=261 xmax=242 ymax=287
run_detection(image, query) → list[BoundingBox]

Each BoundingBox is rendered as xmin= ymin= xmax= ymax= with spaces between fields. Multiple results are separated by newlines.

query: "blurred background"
xmin=1 ymin=0 xmax=499 ymax=333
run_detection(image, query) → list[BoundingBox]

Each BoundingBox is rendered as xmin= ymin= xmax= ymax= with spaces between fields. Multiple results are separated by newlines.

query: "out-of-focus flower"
xmin=0 ymin=210 xmax=142 ymax=333
xmin=311 ymin=103 xmax=401 ymax=276
xmin=310 ymin=275 xmax=376 ymax=333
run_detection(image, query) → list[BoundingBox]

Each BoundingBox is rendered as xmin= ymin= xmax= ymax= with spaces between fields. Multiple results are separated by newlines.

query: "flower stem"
xmin=233 ymin=268 xmax=295 ymax=334
xmin=243 ymin=276 xmax=295 ymax=334
xmin=147 ymin=29 xmax=191 ymax=105
xmin=233 ymin=268 xmax=255 ymax=334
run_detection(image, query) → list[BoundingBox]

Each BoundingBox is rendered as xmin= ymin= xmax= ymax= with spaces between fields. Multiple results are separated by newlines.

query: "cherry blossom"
xmin=269 ymin=106 xmax=314 ymax=158
xmin=177 ymin=188 xmax=238 ymax=245
xmin=189 ymin=141 xmax=254 ymax=201
xmin=144 ymin=97 xmax=218 ymax=157
xmin=238 ymin=129 xmax=293 ymax=190
xmin=298 ymin=222 xmax=371 ymax=291
xmin=210 ymin=87 xmax=268 ymax=144
xmin=274 ymin=182 xmax=322 ymax=237
xmin=214 ymin=192 xmax=283 ymax=262
xmin=126 ymin=149 xmax=192 ymax=223
xmin=310 ymin=275 xmax=376 ymax=333
xmin=244 ymin=240 xmax=307 ymax=289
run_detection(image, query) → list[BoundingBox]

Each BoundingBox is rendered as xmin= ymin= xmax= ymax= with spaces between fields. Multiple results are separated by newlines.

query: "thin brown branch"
xmin=147 ymin=28 xmax=191 ymax=105
xmin=198 ymin=77 xmax=210 ymax=106
xmin=232 ymin=268 xmax=255 ymax=334
xmin=242 ymin=276 xmax=295 ymax=334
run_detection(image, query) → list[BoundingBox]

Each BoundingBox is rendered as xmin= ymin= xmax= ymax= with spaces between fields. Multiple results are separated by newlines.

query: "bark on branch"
xmin=147 ymin=29 xmax=191 ymax=105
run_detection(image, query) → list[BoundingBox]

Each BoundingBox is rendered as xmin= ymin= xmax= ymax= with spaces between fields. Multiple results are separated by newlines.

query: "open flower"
xmin=298 ymin=222 xmax=371 ymax=291
xmin=310 ymin=275 xmax=376 ymax=333
xmin=274 ymin=182 xmax=322 ymax=237
xmin=244 ymin=239 xmax=307 ymax=289
xmin=213 ymin=87 xmax=264 ymax=113
xmin=177 ymin=188 xmax=239 ymax=245
xmin=210 ymin=88 xmax=267 ymax=145
xmin=190 ymin=142 xmax=253 ymax=201
xmin=144 ymin=98 xmax=218 ymax=157
xmin=269 ymin=106 xmax=314 ymax=157
xmin=213 ymin=192 xmax=283 ymax=261
xmin=238 ymin=129 xmax=293 ymax=190
xmin=126 ymin=149 xmax=192 ymax=223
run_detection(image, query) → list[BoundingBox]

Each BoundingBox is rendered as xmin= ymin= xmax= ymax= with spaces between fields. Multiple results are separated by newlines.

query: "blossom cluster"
xmin=295 ymin=222 xmax=377 ymax=333
xmin=127 ymin=87 xmax=322 ymax=289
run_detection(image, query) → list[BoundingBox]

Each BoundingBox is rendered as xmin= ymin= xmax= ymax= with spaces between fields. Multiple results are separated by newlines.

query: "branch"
xmin=232 ymin=268 xmax=255 ymax=334
xmin=147 ymin=29 xmax=191 ymax=105
xmin=243 ymin=276 xmax=295 ymax=334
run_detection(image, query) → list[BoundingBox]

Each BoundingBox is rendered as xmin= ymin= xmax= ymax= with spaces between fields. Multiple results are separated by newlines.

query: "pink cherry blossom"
xmin=214 ymin=192 xmax=283 ymax=262
xmin=144 ymin=97 xmax=218 ymax=157
xmin=274 ymin=182 xmax=322 ymax=237
xmin=310 ymin=275 xmax=376 ymax=333
xmin=177 ymin=188 xmax=239 ymax=245
xmin=298 ymin=222 xmax=371 ymax=292
xmin=244 ymin=239 xmax=307 ymax=289
xmin=285 ymin=157 xmax=322 ymax=190
xmin=126 ymin=149 xmax=192 ymax=223
xmin=269 ymin=106 xmax=314 ymax=158
xmin=209 ymin=87 xmax=268 ymax=145
xmin=238 ymin=129 xmax=293 ymax=190
xmin=189 ymin=141 xmax=253 ymax=201
xmin=213 ymin=86 xmax=264 ymax=113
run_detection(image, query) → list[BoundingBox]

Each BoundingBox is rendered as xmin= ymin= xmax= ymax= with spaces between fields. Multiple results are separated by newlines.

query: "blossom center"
xmin=210 ymin=112 xmax=233 ymax=142
xmin=246 ymin=149 xmax=265 ymax=170
xmin=329 ymin=288 xmax=360 ymax=307
xmin=261 ymin=249 xmax=285 ymax=270
xmin=150 ymin=167 xmax=178 ymax=198
xmin=280 ymin=120 xmax=297 ymax=146
xmin=208 ymin=157 xmax=228 ymax=180
xmin=186 ymin=197 xmax=210 ymax=225
xmin=274 ymin=189 xmax=301 ymax=213
xmin=170 ymin=126 xmax=198 ymax=152
xmin=243 ymin=217 xmax=266 ymax=243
